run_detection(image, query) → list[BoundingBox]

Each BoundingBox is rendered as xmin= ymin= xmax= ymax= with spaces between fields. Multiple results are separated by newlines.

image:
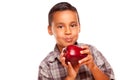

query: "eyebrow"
xmin=55 ymin=22 xmax=64 ymax=26
xmin=56 ymin=21 xmax=78 ymax=24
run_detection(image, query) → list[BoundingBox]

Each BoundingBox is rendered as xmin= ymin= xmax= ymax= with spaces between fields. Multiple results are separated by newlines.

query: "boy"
xmin=38 ymin=2 xmax=115 ymax=80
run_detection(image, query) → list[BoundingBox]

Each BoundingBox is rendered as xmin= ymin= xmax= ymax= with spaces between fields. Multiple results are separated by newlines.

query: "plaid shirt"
xmin=38 ymin=43 xmax=115 ymax=80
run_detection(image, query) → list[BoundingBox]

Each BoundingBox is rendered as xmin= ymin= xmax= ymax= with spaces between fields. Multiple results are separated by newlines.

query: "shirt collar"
xmin=54 ymin=44 xmax=61 ymax=60
xmin=47 ymin=44 xmax=60 ymax=63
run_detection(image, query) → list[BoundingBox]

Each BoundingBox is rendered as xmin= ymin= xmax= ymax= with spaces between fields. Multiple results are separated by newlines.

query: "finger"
xmin=79 ymin=55 xmax=91 ymax=64
xmin=67 ymin=62 xmax=73 ymax=69
xmin=61 ymin=57 xmax=68 ymax=67
xmin=59 ymin=52 xmax=65 ymax=61
xmin=61 ymin=52 xmax=65 ymax=57
xmin=82 ymin=56 xmax=93 ymax=65
xmin=73 ymin=63 xmax=81 ymax=73
xmin=80 ymin=45 xmax=89 ymax=49
xmin=80 ymin=49 xmax=90 ymax=54
xmin=59 ymin=51 xmax=69 ymax=67
xmin=81 ymin=59 xmax=92 ymax=66
xmin=62 ymin=47 xmax=66 ymax=53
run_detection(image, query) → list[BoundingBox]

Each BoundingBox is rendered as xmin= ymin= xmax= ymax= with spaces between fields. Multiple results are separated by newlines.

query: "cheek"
xmin=53 ymin=30 xmax=64 ymax=39
xmin=72 ymin=30 xmax=79 ymax=36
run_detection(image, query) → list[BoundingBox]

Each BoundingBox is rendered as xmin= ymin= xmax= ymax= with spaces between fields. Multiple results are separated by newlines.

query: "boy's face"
xmin=48 ymin=10 xmax=80 ymax=51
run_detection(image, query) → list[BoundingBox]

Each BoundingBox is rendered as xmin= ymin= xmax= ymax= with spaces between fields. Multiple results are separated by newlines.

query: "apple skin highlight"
xmin=63 ymin=45 xmax=88 ymax=66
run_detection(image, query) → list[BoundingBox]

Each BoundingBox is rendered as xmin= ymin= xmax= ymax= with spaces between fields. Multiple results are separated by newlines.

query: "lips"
xmin=64 ymin=37 xmax=72 ymax=42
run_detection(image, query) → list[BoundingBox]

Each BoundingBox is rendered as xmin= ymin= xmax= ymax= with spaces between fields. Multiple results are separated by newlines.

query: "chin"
xmin=58 ymin=41 xmax=76 ymax=48
xmin=64 ymin=43 xmax=75 ymax=47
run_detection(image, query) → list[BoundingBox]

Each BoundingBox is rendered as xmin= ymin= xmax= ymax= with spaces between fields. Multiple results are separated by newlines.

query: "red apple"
xmin=63 ymin=45 xmax=88 ymax=66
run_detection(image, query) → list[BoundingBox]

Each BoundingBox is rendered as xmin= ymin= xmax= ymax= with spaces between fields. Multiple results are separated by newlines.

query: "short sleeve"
xmin=38 ymin=61 xmax=52 ymax=80
xmin=89 ymin=45 xmax=115 ymax=80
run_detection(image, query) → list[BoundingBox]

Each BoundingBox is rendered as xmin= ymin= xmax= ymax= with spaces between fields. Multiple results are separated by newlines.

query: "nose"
xmin=65 ymin=26 xmax=71 ymax=35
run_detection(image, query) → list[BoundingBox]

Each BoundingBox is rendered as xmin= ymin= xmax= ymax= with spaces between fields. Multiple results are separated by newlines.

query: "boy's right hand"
xmin=59 ymin=52 xmax=81 ymax=80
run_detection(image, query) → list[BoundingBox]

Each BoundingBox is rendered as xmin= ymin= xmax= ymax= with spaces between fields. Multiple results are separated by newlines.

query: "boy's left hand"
xmin=79 ymin=45 xmax=95 ymax=70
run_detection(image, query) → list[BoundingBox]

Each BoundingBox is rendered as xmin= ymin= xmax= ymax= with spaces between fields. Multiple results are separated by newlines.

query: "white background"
xmin=0 ymin=0 xmax=120 ymax=80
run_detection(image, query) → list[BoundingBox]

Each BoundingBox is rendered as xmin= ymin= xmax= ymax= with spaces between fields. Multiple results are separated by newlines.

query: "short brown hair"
xmin=48 ymin=2 xmax=80 ymax=26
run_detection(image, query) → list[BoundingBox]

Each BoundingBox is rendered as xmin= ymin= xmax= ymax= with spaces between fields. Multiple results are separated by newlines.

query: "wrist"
xmin=64 ymin=76 xmax=75 ymax=80
xmin=89 ymin=63 xmax=97 ymax=72
xmin=88 ymin=64 xmax=110 ymax=80
xmin=88 ymin=62 xmax=96 ymax=71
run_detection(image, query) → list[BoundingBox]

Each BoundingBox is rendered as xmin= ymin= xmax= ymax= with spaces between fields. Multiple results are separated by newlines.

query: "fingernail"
xmin=62 ymin=57 xmax=65 ymax=60
xmin=81 ymin=46 xmax=84 ymax=48
xmin=62 ymin=48 xmax=66 ymax=53
xmin=79 ymin=61 xmax=81 ymax=64
xmin=68 ymin=62 xmax=70 ymax=64
xmin=61 ymin=52 xmax=64 ymax=56
xmin=80 ymin=51 xmax=83 ymax=54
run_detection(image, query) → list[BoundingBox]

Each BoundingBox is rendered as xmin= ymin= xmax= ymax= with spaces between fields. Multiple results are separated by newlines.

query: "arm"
xmin=60 ymin=46 xmax=109 ymax=80
xmin=60 ymin=45 xmax=114 ymax=80
xmin=79 ymin=56 xmax=109 ymax=80
xmin=90 ymin=64 xmax=109 ymax=80
xmin=80 ymin=45 xmax=113 ymax=80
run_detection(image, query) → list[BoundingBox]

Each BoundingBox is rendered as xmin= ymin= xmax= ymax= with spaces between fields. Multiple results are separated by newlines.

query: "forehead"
xmin=53 ymin=10 xmax=77 ymax=17
xmin=52 ymin=10 xmax=78 ymax=23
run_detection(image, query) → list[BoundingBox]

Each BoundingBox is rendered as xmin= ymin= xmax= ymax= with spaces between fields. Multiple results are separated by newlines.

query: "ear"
xmin=79 ymin=24 xmax=81 ymax=33
xmin=48 ymin=25 xmax=53 ymax=35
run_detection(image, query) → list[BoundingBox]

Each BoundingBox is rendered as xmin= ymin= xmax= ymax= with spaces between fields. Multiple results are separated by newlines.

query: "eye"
xmin=70 ymin=24 xmax=77 ymax=28
xmin=57 ymin=25 xmax=64 ymax=29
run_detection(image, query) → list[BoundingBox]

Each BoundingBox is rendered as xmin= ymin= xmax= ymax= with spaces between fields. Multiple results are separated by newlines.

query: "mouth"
xmin=64 ymin=37 xmax=73 ymax=42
